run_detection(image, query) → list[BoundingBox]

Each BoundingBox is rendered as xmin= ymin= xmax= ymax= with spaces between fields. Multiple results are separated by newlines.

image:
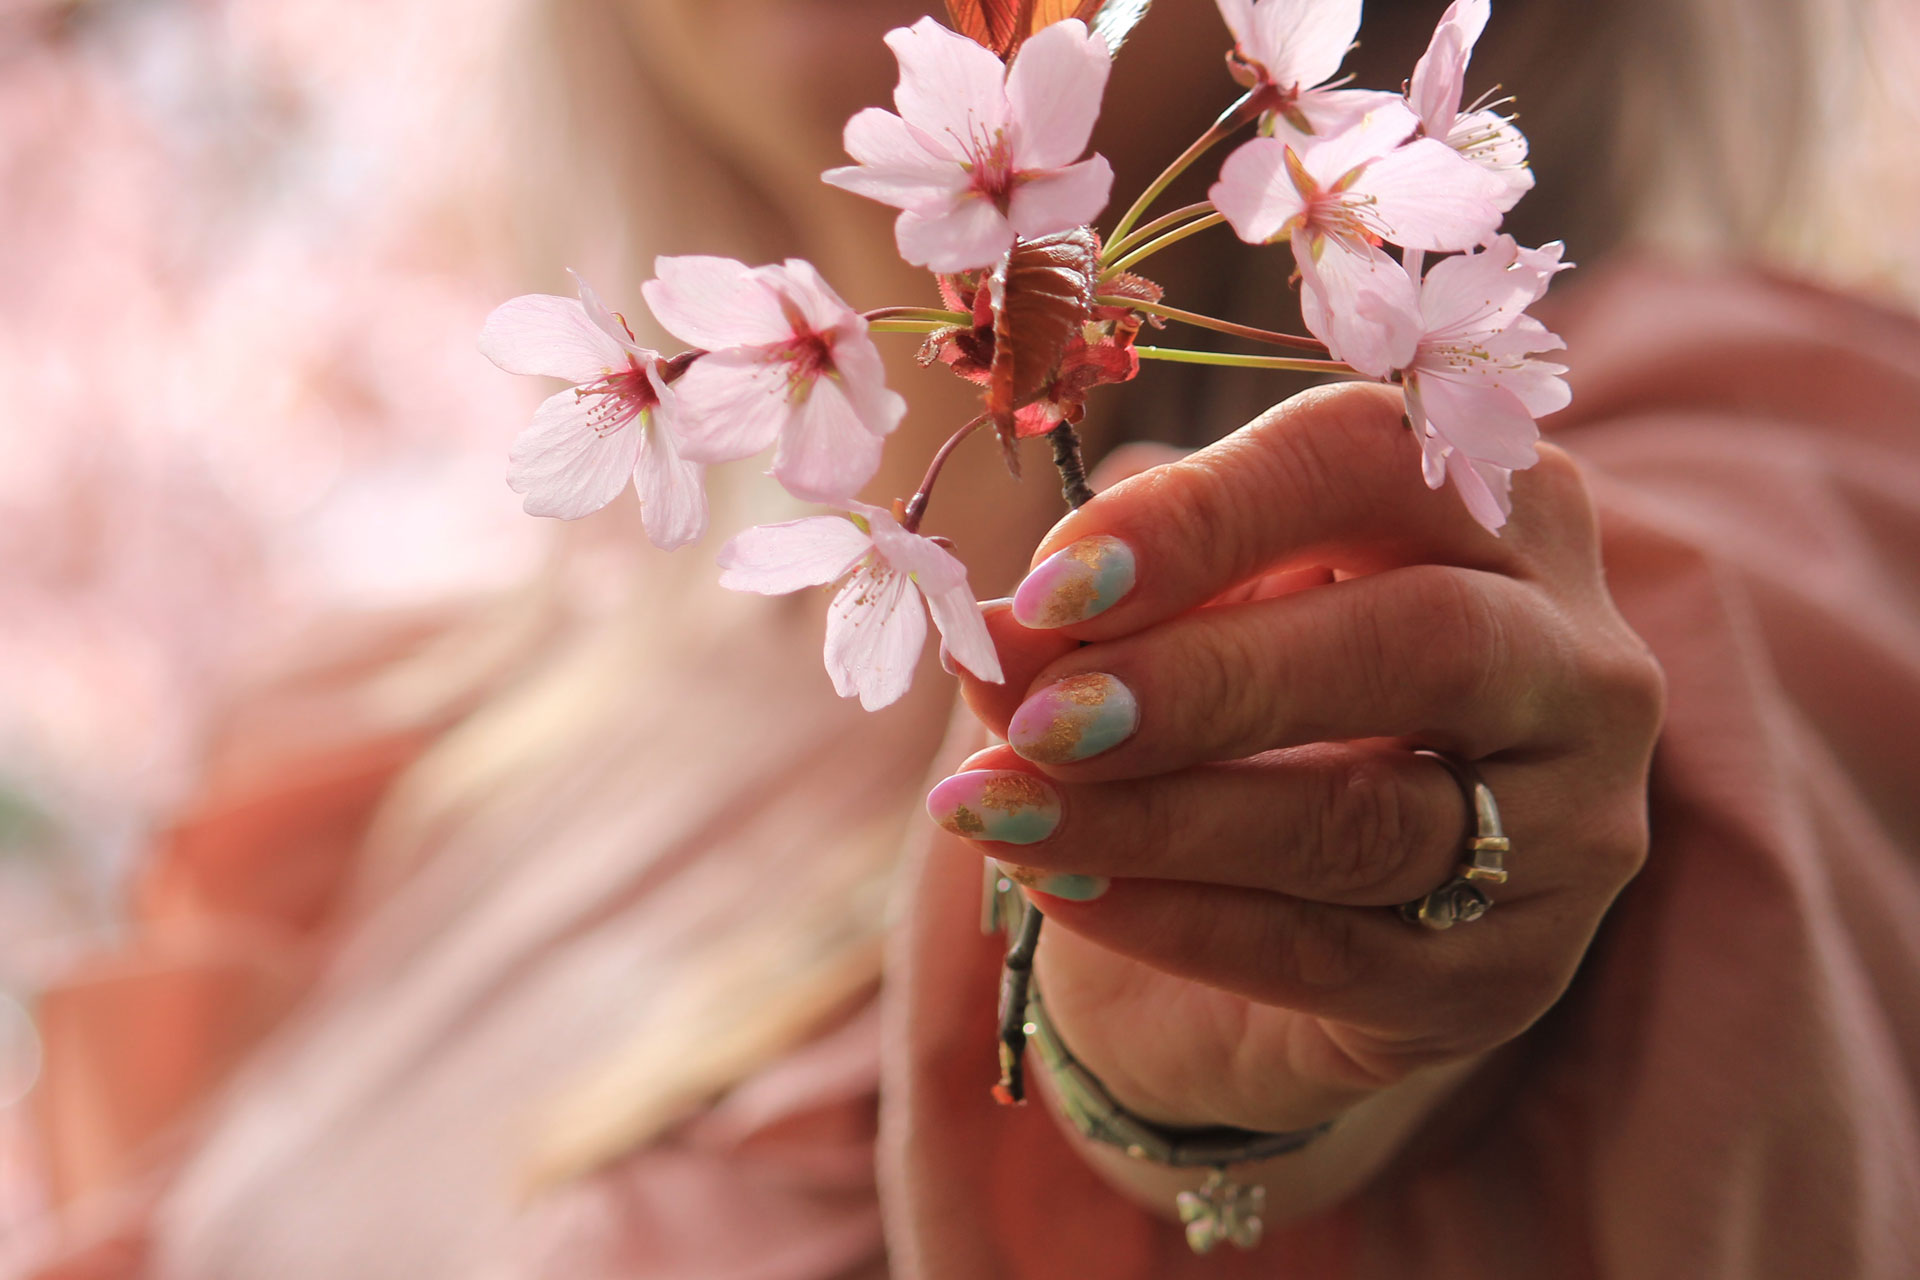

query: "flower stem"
xmin=1100 ymin=201 xmax=1216 ymax=266
xmin=868 ymin=319 xmax=949 ymax=335
xmin=1105 ymin=90 xmax=1261 ymax=248
xmin=1134 ymin=345 xmax=1357 ymax=375
xmin=901 ymin=413 xmax=989 ymax=533
xmin=1099 ymin=213 xmax=1226 ymax=279
xmin=1095 ymin=296 xmax=1329 ymax=354
xmin=864 ymin=306 xmax=970 ymax=325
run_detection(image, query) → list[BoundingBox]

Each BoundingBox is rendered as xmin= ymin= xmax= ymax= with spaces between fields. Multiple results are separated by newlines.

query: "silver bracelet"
xmin=987 ymin=873 xmax=1334 ymax=1254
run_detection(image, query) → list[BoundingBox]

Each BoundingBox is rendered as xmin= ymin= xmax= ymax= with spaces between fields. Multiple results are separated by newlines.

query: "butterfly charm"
xmin=943 ymin=0 xmax=1152 ymax=59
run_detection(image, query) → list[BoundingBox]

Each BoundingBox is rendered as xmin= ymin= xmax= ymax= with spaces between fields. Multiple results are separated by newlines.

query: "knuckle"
xmin=1391 ymin=569 xmax=1512 ymax=718
xmin=1304 ymin=753 xmax=1421 ymax=897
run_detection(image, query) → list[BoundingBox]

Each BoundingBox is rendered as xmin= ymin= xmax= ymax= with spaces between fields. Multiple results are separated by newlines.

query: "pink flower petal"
xmin=1243 ymin=0 xmax=1361 ymax=91
xmin=886 ymin=17 xmax=1009 ymax=145
xmin=825 ymin=566 xmax=925 ymax=710
xmin=1410 ymin=373 xmax=1541 ymax=471
xmin=825 ymin=320 xmax=910 ymax=442
xmin=769 ymin=259 xmax=864 ymax=340
xmin=1210 ymin=136 xmax=1303 ymax=244
xmin=1005 ymin=19 xmax=1110 ymax=171
xmin=568 ymin=270 xmax=645 ymax=357
xmin=1448 ymin=109 xmax=1534 ymax=210
xmin=769 ymin=373 xmax=888 ymax=504
xmin=922 ymin=581 xmax=1003 ymax=684
xmin=824 ymin=109 xmax=969 ymax=209
xmin=506 ymin=387 xmax=645 ymax=520
xmin=642 ymin=255 xmax=791 ymax=351
xmin=1360 ymin=137 xmax=1506 ymax=252
xmin=632 ymin=414 xmax=708 ymax=550
xmin=1408 ymin=0 xmax=1489 ymax=136
xmin=1295 ymin=235 xmax=1421 ymax=378
xmin=1007 ymin=156 xmax=1114 ymax=241
xmin=895 ymin=199 xmax=1016 ymax=273
xmin=718 ymin=516 xmax=873 ymax=594
xmin=479 ymin=294 xmax=626 ymax=384
xmin=669 ymin=349 xmax=790 ymax=464
xmin=1445 ymin=450 xmax=1513 ymax=533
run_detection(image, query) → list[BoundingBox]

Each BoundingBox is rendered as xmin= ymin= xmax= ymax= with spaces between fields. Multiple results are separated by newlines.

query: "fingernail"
xmin=1012 ymin=535 xmax=1136 ymax=628
xmin=1008 ymin=673 xmax=1140 ymax=764
xmin=995 ymin=862 xmax=1109 ymax=902
xmin=926 ymin=770 xmax=1062 ymax=845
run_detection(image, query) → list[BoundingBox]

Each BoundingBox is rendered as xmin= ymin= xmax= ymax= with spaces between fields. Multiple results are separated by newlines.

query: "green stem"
xmin=1105 ymin=90 xmax=1261 ymax=248
xmin=868 ymin=319 xmax=948 ymax=334
xmin=1095 ymin=297 xmax=1329 ymax=354
xmin=1133 ymin=345 xmax=1357 ymax=375
xmin=1099 ymin=213 xmax=1226 ymax=279
xmin=1100 ymin=201 xmax=1216 ymax=266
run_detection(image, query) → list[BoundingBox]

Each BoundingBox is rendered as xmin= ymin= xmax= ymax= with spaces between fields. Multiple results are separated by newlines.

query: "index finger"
xmin=1009 ymin=382 xmax=1525 ymax=641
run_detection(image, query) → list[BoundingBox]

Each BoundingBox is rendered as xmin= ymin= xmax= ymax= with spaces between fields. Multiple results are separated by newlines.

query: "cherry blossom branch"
xmin=900 ymin=412 xmax=991 ymax=533
xmin=1104 ymin=90 xmax=1262 ymax=248
xmin=1096 ymin=296 xmax=1330 ymax=353
xmin=1134 ymin=345 xmax=1357 ymax=375
xmin=868 ymin=319 xmax=952 ymax=334
xmin=1099 ymin=212 xmax=1227 ymax=279
xmin=1099 ymin=200 xmax=1216 ymax=265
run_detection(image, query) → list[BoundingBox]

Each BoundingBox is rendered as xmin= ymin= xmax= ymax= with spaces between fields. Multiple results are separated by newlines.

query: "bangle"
xmin=988 ymin=876 xmax=1333 ymax=1254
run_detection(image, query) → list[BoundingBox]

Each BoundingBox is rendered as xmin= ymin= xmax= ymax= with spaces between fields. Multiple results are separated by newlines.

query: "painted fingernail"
xmin=1008 ymin=673 xmax=1140 ymax=764
xmin=1012 ymin=535 xmax=1136 ymax=628
xmin=926 ymin=770 xmax=1062 ymax=845
xmin=995 ymin=862 xmax=1109 ymax=902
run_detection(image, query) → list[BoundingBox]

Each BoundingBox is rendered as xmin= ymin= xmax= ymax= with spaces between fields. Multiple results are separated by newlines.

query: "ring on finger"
xmin=1399 ymin=749 xmax=1509 ymax=930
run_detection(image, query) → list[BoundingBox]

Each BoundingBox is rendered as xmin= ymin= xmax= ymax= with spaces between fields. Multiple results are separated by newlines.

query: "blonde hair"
xmin=355 ymin=0 xmax=1920 ymax=1190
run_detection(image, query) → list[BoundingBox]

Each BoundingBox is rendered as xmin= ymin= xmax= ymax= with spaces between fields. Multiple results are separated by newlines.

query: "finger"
xmin=1008 ymin=382 xmax=1526 ymax=640
xmin=1002 ymin=565 xmax=1569 ymax=779
xmin=930 ymin=742 xmax=1490 ymax=906
xmin=1086 ymin=440 xmax=1190 ymax=491
xmin=1031 ymin=875 xmax=1602 ymax=1053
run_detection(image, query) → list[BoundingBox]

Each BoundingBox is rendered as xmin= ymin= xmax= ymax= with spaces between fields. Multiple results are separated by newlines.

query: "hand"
xmin=932 ymin=383 xmax=1665 ymax=1137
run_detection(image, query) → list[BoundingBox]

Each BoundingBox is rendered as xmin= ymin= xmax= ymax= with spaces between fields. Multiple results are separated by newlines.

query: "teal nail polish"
xmin=1008 ymin=672 xmax=1140 ymax=764
xmin=1012 ymin=535 xmax=1136 ymax=628
xmin=926 ymin=770 xmax=1062 ymax=845
xmin=997 ymin=863 xmax=1110 ymax=902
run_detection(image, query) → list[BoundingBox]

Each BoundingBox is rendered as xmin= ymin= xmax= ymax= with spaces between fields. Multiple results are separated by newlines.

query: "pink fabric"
xmin=883 ymin=263 xmax=1920 ymax=1278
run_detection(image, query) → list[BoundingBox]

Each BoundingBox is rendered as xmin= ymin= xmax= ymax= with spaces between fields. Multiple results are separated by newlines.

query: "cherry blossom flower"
xmin=821 ymin=17 xmax=1114 ymax=274
xmin=1211 ymin=101 xmax=1507 ymax=374
xmin=1214 ymin=0 xmax=1392 ymax=137
xmin=1407 ymin=0 xmax=1533 ymax=210
xmin=718 ymin=502 xmax=1004 ymax=710
xmin=478 ymin=272 xmax=706 ymax=547
xmin=642 ymin=255 xmax=906 ymax=504
xmin=1401 ymin=236 xmax=1572 ymax=531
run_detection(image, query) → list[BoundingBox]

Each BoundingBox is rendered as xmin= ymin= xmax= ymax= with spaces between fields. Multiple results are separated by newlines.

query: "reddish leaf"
xmin=944 ymin=0 xmax=1150 ymax=59
xmin=986 ymin=228 xmax=1100 ymax=434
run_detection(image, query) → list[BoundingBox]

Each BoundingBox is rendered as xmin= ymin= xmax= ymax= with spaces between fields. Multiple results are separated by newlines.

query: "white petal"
xmin=769 ymin=371 xmax=887 ymax=504
xmin=1006 ymin=19 xmax=1110 ymax=170
xmin=1300 ymin=100 xmax=1420 ymax=185
xmin=824 ymin=320 xmax=908 ymax=442
xmin=895 ymin=200 xmax=1016 ymax=274
xmin=1408 ymin=0 xmax=1489 ymax=135
xmin=670 ymin=349 xmax=789 ymax=464
xmin=1006 ymin=156 xmax=1114 ymax=241
xmin=1448 ymin=109 xmax=1534 ymax=211
xmin=1446 ymin=450 xmax=1514 ymax=533
xmin=1215 ymin=0 xmax=1256 ymax=48
xmin=886 ymin=17 xmax=1010 ymax=143
xmin=825 ymin=567 xmax=926 ymax=710
xmin=632 ymin=414 xmax=708 ymax=550
xmin=642 ymin=255 xmax=791 ymax=350
xmin=506 ymin=387 xmax=644 ymax=520
xmin=479 ymin=295 xmax=626 ymax=384
xmin=718 ymin=516 xmax=872 ymax=594
xmin=1210 ymin=137 xmax=1303 ymax=245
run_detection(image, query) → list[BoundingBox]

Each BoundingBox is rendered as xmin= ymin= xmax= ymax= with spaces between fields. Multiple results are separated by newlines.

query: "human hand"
xmin=930 ymin=382 xmax=1665 ymax=1136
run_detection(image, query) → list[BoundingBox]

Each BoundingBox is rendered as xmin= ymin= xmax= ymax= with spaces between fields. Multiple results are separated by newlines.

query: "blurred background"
xmin=2 ymin=0 xmax=1917 ymax=1268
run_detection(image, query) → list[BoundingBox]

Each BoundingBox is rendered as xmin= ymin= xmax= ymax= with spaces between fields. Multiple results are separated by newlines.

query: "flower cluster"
xmin=480 ymin=0 xmax=1570 ymax=711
